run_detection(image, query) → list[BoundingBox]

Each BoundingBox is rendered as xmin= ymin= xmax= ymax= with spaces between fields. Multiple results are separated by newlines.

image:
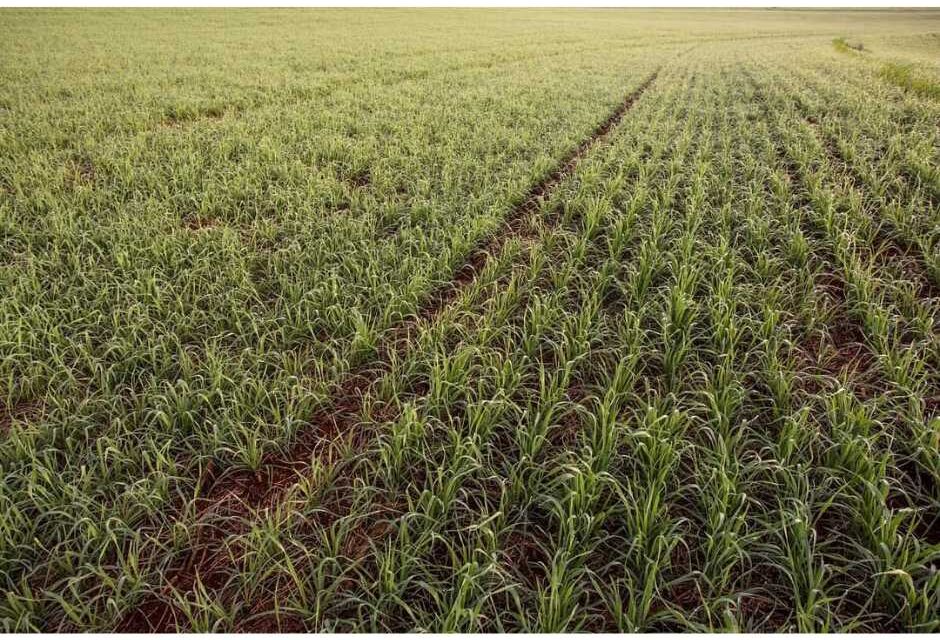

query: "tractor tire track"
xmin=117 ymin=70 xmax=660 ymax=633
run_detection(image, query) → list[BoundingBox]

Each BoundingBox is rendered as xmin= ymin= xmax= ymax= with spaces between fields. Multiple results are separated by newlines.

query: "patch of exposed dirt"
xmin=348 ymin=168 xmax=371 ymax=189
xmin=0 ymin=399 xmax=43 ymax=435
xmin=237 ymin=611 xmax=307 ymax=633
xmin=791 ymin=268 xmax=878 ymax=400
xmin=161 ymin=105 xmax=226 ymax=128
xmin=182 ymin=215 xmax=220 ymax=232
xmin=64 ymin=155 xmax=96 ymax=188
xmin=503 ymin=528 xmax=550 ymax=589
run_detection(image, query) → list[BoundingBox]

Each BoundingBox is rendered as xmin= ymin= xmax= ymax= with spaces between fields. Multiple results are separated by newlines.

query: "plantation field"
xmin=1 ymin=8 xmax=939 ymax=632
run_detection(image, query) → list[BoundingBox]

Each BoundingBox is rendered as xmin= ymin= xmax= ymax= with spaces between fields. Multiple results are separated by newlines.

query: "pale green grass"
xmin=0 ymin=8 xmax=938 ymax=632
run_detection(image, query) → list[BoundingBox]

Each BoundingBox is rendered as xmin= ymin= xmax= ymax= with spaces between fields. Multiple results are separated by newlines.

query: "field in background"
xmin=1 ymin=9 xmax=939 ymax=632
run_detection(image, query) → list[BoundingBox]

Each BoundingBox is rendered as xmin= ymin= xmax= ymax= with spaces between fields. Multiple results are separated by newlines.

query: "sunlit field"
xmin=0 ymin=8 xmax=938 ymax=632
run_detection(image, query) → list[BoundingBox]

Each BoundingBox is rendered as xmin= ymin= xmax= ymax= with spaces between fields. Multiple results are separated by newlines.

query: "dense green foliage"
xmin=0 ymin=8 xmax=938 ymax=632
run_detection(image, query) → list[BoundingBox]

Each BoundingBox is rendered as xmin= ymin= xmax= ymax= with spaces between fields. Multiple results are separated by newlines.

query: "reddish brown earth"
xmin=0 ymin=399 xmax=42 ymax=435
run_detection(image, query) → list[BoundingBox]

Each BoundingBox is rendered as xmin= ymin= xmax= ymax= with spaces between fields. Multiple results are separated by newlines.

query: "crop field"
xmin=1 ymin=8 xmax=939 ymax=633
